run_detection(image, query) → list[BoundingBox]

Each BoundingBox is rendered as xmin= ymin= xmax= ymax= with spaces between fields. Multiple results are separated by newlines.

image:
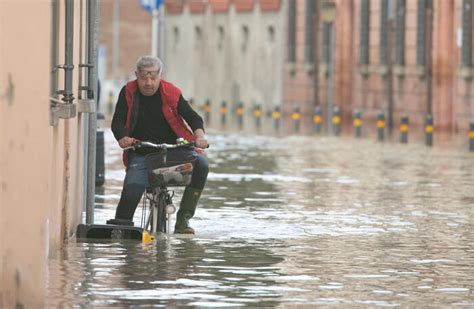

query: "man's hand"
xmin=194 ymin=137 xmax=209 ymax=149
xmin=193 ymin=129 xmax=209 ymax=149
xmin=118 ymin=136 xmax=136 ymax=149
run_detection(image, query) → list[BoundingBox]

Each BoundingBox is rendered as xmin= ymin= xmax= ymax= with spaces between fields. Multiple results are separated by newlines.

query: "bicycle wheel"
xmin=155 ymin=191 xmax=167 ymax=233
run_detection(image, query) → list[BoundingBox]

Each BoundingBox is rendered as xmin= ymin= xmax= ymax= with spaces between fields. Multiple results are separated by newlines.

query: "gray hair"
xmin=136 ymin=55 xmax=163 ymax=72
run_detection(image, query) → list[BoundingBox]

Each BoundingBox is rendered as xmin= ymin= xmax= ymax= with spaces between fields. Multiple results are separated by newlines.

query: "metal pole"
xmin=86 ymin=0 xmax=100 ymax=224
xmin=63 ymin=0 xmax=75 ymax=104
xmin=51 ymin=0 xmax=58 ymax=98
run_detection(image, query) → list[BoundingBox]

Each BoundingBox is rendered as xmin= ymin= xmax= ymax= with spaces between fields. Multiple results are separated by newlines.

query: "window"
xmin=217 ymin=25 xmax=224 ymax=50
xmin=173 ymin=26 xmax=180 ymax=45
xmin=416 ymin=0 xmax=432 ymax=66
xmin=322 ymin=22 xmax=332 ymax=66
xmin=288 ymin=0 xmax=296 ymax=62
xmin=395 ymin=0 xmax=406 ymax=66
xmin=380 ymin=0 xmax=389 ymax=65
xmin=305 ymin=0 xmax=316 ymax=62
xmin=267 ymin=25 xmax=275 ymax=43
xmin=195 ymin=26 xmax=202 ymax=42
xmin=242 ymin=25 xmax=249 ymax=52
xmin=461 ymin=0 xmax=472 ymax=67
xmin=359 ymin=0 xmax=370 ymax=66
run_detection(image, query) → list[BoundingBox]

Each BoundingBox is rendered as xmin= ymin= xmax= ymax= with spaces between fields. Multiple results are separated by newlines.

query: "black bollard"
xmin=313 ymin=106 xmax=322 ymax=134
xmin=236 ymin=101 xmax=244 ymax=130
xmin=353 ymin=110 xmax=362 ymax=138
xmin=220 ymin=101 xmax=227 ymax=127
xmin=400 ymin=114 xmax=409 ymax=144
xmin=377 ymin=111 xmax=385 ymax=142
xmin=292 ymin=105 xmax=301 ymax=133
xmin=95 ymin=130 xmax=105 ymax=187
xmin=272 ymin=106 xmax=281 ymax=132
xmin=332 ymin=106 xmax=341 ymax=136
xmin=470 ymin=121 xmax=474 ymax=152
xmin=107 ymin=91 xmax=114 ymax=116
xmin=203 ymin=99 xmax=211 ymax=125
xmin=425 ymin=114 xmax=433 ymax=147
xmin=253 ymin=104 xmax=262 ymax=129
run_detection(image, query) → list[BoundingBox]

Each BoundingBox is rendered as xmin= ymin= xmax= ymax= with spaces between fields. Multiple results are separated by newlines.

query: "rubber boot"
xmin=174 ymin=187 xmax=202 ymax=234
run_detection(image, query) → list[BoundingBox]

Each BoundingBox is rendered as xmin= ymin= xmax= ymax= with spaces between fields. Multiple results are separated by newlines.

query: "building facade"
xmin=287 ymin=0 xmax=474 ymax=138
xmin=0 ymin=0 xmax=99 ymax=306
xmin=158 ymin=0 xmax=473 ymax=140
xmin=163 ymin=0 xmax=285 ymax=128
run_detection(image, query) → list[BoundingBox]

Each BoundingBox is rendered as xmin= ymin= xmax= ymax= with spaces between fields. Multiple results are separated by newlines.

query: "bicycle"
xmin=124 ymin=138 xmax=196 ymax=238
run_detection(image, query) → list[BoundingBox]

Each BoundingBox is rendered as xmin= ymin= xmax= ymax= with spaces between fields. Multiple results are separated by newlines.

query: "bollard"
xmin=236 ymin=101 xmax=244 ymax=130
xmin=313 ymin=106 xmax=322 ymax=134
xmin=377 ymin=111 xmax=385 ymax=142
xmin=272 ymin=106 xmax=281 ymax=132
xmin=353 ymin=110 xmax=362 ymax=138
xmin=332 ymin=106 xmax=341 ymax=136
xmin=292 ymin=105 xmax=301 ymax=133
xmin=107 ymin=90 xmax=114 ymax=116
xmin=470 ymin=121 xmax=474 ymax=152
xmin=96 ymin=130 xmax=105 ymax=187
xmin=203 ymin=99 xmax=211 ymax=125
xmin=425 ymin=114 xmax=433 ymax=147
xmin=220 ymin=101 xmax=227 ymax=127
xmin=253 ymin=104 xmax=262 ymax=129
xmin=400 ymin=114 xmax=409 ymax=144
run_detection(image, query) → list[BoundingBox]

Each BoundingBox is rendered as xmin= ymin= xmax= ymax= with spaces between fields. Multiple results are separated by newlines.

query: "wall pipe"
xmin=50 ymin=0 xmax=58 ymax=98
xmin=62 ymin=0 xmax=75 ymax=104
xmin=85 ymin=0 xmax=100 ymax=224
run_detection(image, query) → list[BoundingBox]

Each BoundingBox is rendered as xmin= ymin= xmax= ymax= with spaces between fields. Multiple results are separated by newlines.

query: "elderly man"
xmin=109 ymin=55 xmax=209 ymax=234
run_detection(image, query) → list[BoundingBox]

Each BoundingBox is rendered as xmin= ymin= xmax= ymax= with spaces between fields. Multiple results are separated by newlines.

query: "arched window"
xmin=267 ymin=25 xmax=275 ymax=43
xmin=242 ymin=25 xmax=249 ymax=52
xmin=217 ymin=25 xmax=225 ymax=50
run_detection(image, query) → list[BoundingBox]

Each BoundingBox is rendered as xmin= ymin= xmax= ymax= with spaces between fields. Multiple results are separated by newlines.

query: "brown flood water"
xmin=46 ymin=130 xmax=474 ymax=307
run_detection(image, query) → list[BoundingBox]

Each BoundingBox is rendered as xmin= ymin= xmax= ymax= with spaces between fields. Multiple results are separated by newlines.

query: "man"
xmin=108 ymin=55 xmax=209 ymax=234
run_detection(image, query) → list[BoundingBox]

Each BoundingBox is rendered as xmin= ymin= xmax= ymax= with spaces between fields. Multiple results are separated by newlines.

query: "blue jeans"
xmin=115 ymin=149 xmax=209 ymax=221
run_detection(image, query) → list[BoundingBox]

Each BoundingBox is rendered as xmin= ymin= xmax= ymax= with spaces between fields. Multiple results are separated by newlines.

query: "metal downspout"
xmin=85 ymin=0 xmax=100 ymax=224
xmin=63 ymin=0 xmax=75 ymax=104
xmin=51 ymin=0 xmax=58 ymax=98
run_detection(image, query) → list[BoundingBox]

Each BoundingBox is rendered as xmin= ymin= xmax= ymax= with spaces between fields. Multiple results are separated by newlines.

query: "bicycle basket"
xmin=145 ymin=153 xmax=195 ymax=187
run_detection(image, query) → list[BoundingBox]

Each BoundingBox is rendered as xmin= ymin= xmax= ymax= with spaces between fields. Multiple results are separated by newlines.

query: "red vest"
xmin=122 ymin=79 xmax=195 ymax=167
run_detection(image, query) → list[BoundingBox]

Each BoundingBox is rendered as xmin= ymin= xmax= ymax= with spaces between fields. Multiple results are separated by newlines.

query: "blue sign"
xmin=139 ymin=0 xmax=162 ymax=12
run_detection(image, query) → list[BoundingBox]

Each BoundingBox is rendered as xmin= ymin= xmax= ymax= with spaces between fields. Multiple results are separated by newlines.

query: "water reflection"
xmin=47 ymin=132 xmax=474 ymax=307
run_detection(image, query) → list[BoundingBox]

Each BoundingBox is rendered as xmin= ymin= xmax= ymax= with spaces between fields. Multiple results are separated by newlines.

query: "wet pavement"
xmin=47 ymin=130 xmax=474 ymax=307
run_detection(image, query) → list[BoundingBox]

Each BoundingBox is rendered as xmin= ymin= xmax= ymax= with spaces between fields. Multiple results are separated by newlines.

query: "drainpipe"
xmin=50 ymin=0 xmax=76 ymax=125
xmin=51 ymin=0 xmax=58 ymax=99
xmin=63 ymin=0 xmax=75 ymax=104
xmin=85 ymin=0 xmax=100 ymax=224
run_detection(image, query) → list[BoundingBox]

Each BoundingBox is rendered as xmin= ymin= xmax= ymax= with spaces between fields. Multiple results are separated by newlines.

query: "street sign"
xmin=139 ymin=0 xmax=162 ymax=13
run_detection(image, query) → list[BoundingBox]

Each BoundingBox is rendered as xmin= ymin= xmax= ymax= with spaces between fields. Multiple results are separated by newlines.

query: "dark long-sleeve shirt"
xmin=111 ymin=86 xmax=204 ymax=148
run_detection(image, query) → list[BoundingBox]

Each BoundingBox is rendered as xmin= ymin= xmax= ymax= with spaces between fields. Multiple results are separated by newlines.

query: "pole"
xmin=86 ymin=0 xmax=100 ymax=224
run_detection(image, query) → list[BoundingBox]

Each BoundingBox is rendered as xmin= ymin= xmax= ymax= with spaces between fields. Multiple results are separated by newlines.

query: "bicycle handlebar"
xmin=124 ymin=138 xmax=207 ymax=151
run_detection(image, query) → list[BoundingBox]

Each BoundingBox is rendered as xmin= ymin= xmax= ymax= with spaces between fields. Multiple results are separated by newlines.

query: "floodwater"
xmin=47 ymin=130 xmax=474 ymax=307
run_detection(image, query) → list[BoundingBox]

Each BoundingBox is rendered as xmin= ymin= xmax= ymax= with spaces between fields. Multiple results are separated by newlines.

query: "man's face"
xmin=135 ymin=65 xmax=161 ymax=96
